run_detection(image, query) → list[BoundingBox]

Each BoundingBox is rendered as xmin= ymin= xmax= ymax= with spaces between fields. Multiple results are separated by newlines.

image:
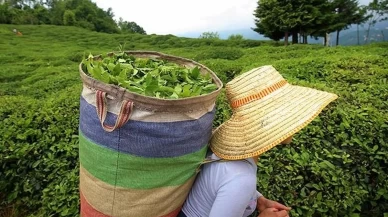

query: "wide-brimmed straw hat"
xmin=210 ymin=65 xmax=338 ymax=160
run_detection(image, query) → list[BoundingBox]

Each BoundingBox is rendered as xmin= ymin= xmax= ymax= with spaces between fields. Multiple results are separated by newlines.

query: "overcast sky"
xmin=92 ymin=0 xmax=372 ymax=35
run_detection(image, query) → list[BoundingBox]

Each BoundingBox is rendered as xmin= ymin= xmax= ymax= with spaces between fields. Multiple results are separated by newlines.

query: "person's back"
xmin=181 ymin=153 xmax=259 ymax=217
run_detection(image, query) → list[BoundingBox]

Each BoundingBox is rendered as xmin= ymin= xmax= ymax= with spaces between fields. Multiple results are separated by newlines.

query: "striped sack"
xmin=78 ymin=51 xmax=223 ymax=217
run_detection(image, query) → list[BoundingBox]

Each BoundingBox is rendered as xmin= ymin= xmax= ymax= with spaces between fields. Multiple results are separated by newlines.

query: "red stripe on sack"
xmin=118 ymin=101 xmax=133 ymax=128
xmin=159 ymin=206 xmax=182 ymax=217
xmin=100 ymin=91 xmax=107 ymax=121
xmin=97 ymin=91 xmax=114 ymax=131
xmin=81 ymin=189 xmax=182 ymax=217
xmin=100 ymin=92 xmax=115 ymax=131
xmin=103 ymin=124 xmax=114 ymax=131
xmin=80 ymin=191 xmax=111 ymax=217
xmin=96 ymin=91 xmax=104 ymax=120
xmin=116 ymin=102 xmax=127 ymax=129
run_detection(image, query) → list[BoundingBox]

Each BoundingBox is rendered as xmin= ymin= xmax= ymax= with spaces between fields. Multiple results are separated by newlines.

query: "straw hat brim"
xmin=210 ymin=83 xmax=338 ymax=160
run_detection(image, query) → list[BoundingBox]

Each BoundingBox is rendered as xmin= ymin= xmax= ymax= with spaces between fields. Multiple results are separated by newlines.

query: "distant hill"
xmin=178 ymin=20 xmax=388 ymax=46
xmin=309 ymin=20 xmax=388 ymax=45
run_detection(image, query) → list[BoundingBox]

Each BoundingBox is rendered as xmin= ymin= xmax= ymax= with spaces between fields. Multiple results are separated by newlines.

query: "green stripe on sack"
xmin=79 ymin=131 xmax=207 ymax=189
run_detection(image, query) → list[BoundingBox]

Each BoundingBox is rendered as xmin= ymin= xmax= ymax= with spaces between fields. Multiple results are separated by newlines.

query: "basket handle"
xmin=95 ymin=90 xmax=133 ymax=132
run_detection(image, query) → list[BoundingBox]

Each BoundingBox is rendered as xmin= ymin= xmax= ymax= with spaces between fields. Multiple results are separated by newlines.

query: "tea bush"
xmin=252 ymin=52 xmax=388 ymax=217
xmin=0 ymin=24 xmax=387 ymax=217
xmin=0 ymin=85 xmax=81 ymax=216
xmin=194 ymin=47 xmax=244 ymax=61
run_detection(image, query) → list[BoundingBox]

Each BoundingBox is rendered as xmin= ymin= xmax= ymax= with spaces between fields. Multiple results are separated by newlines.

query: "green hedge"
xmin=251 ymin=52 xmax=388 ymax=217
xmin=0 ymin=24 xmax=387 ymax=217
xmin=212 ymin=45 xmax=388 ymax=217
xmin=0 ymin=86 xmax=81 ymax=216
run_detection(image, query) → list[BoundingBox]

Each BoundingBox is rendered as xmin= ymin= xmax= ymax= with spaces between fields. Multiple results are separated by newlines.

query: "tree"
xmin=253 ymin=21 xmax=284 ymax=41
xmin=117 ymin=17 xmax=146 ymax=34
xmin=199 ymin=31 xmax=219 ymax=39
xmin=375 ymin=0 xmax=388 ymax=18
xmin=0 ymin=0 xmax=120 ymax=33
xmin=0 ymin=2 xmax=13 ymax=23
xmin=331 ymin=0 xmax=368 ymax=46
xmin=306 ymin=1 xmax=338 ymax=46
xmin=63 ymin=9 xmax=75 ymax=26
xmin=94 ymin=6 xmax=118 ymax=33
xmin=253 ymin=0 xmax=331 ymax=45
xmin=49 ymin=0 xmax=65 ymax=25
xmin=364 ymin=0 xmax=388 ymax=44
xmin=254 ymin=0 xmax=311 ymax=45
xmin=33 ymin=3 xmax=50 ymax=24
xmin=253 ymin=0 xmax=369 ymax=46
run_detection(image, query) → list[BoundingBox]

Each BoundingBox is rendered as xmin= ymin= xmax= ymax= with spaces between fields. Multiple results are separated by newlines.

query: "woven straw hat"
xmin=210 ymin=65 xmax=338 ymax=160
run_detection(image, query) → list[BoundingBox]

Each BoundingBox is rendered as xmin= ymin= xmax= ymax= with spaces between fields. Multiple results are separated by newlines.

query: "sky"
xmin=92 ymin=0 xmax=372 ymax=35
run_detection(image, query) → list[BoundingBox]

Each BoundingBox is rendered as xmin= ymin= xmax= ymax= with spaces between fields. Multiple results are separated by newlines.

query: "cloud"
xmin=92 ymin=0 xmax=257 ymax=35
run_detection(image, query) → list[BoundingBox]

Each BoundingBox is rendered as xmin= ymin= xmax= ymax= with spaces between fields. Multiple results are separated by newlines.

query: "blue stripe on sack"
xmin=79 ymin=96 xmax=215 ymax=158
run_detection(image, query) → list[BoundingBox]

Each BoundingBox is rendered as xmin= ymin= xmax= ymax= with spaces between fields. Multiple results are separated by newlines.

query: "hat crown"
xmin=226 ymin=66 xmax=285 ymax=107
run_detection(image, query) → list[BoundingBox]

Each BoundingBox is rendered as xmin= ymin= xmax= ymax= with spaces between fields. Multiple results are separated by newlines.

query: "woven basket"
xmin=78 ymin=51 xmax=223 ymax=217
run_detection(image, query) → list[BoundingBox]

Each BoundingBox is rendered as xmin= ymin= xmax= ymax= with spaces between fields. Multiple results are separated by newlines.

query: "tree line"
xmin=1 ymin=0 xmax=387 ymax=45
xmin=0 ymin=0 xmax=146 ymax=34
xmin=253 ymin=0 xmax=388 ymax=45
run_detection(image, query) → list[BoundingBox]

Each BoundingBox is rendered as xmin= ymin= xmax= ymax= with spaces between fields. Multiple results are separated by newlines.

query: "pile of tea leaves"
xmin=82 ymin=52 xmax=218 ymax=99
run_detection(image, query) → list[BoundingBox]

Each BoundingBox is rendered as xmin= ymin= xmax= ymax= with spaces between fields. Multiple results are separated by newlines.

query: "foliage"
xmin=0 ymin=3 xmax=13 ymax=24
xmin=117 ymin=17 xmax=146 ymax=34
xmin=63 ymin=10 xmax=75 ymax=26
xmin=253 ymin=0 xmax=369 ymax=45
xmin=194 ymin=47 xmax=244 ymax=61
xmin=82 ymin=52 xmax=218 ymax=98
xmin=0 ymin=24 xmax=388 ymax=217
xmin=370 ymin=0 xmax=388 ymax=20
xmin=364 ymin=0 xmax=388 ymax=44
xmin=228 ymin=34 xmax=244 ymax=40
xmin=331 ymin=0 xmax=369 ymax=46
xmin=199 ymin=31 xmax=220 ymax=39
xmin=213 ymin=89 xmax=232 ymax=128
xmin=254 ymin=0 xmax=301 ymax=44
xmin=0 ymin=0 xmax=122 ymax=33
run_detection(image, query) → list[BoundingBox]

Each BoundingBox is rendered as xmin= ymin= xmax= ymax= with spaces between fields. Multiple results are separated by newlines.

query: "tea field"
xmin=0 ymin=24 xmax=387 ymax=217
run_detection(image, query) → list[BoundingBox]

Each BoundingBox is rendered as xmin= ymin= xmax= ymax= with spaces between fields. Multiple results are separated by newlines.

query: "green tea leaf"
xmin=192 ymin=84 xmax=202 ymax=96
xmin=150 ymin=68 xmax=160 ymax=77
xmin=107 ymin=63 xmax=116 ymax=72
xmin=170 ymin=92 xmax=179 ymax=99
xmin=183 ymin=69 xmax=194 ymax=84
xmin=171 ymin=70 xmax=178 ymax=82
xmin=112 ymin=62 xmax=121 ymax=76
xmin=182 ymin=84 xmax=192 ymax=97
xmin=145 ymin=73 xmax=152 ymax=86
xmin=145 ymin=79 xmax=159 ymax=96
xmin=121 ymin=63 xmax=133 ymax=69
xmin=158 ymin=86 xmax=175 ymax=93
xmin=126 ymin=86 xmax=144 ymax=94
xmin=191 ymin=67 xmax=200 ymax=79
xmin=317 ymin=192 xmax=322 ymax=201
xmin=161 ymin=75 xmax=173 ymax=82
xmin=174 ymin=84 xmax=182 ymax=94
xmin=202 ymin=84 xmax=218 ymax=92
